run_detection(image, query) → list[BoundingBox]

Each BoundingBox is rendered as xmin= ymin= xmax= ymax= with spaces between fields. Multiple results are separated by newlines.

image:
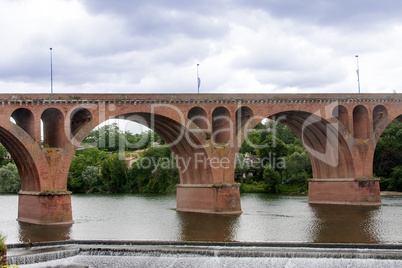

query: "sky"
xmin=1 ymin=0 xmax=402 ymax=95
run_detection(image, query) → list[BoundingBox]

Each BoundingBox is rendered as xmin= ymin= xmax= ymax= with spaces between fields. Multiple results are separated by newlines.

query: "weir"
xmin=6 ymin=241 xmax=402 ymax=267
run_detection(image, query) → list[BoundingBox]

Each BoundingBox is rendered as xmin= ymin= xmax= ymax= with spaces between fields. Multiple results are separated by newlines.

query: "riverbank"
xmin=381 ymin=191 xmax=402 ymax=196
xmin=240 ymin=183 xmax=402 ymax=196
xmin=240 ymin=182 xmax=307 ymax=195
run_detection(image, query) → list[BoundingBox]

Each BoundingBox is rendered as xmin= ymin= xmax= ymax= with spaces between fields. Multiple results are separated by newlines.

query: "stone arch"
xmin=41 ymin=108 xmax=65 ymax=148
xmin=10 ymin=108 xmax=35 ymax=138
xmin=353 ymin=105 xmax=369 ymax=139
xmin=268 ymin=111 xmax=355 ymax=179
xmin=212 ymin=107 xmax=231 ymax=144
xmin=187 ymin=107 xmax=208 ymax=130
xmin=236 ymin=106 xmax=254 ymax=135
xmin=332 ymin=105 xmax=349 ymax=129
xmin=373 ymin=114 xmax=402 ymax=145
xmin=77 ymin=112 xmax=214 ymax=185
xmin=70 ymin=108 xmax=92 ymax=137
xmin=373 ymin=105 xmax=388 ymax=129
xmin=0 ymin=126 xmax=41 ymax=191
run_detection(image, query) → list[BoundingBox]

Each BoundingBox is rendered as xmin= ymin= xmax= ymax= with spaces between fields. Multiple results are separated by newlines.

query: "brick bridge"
xmin=0 ymin=93 xmax=401 ymax=225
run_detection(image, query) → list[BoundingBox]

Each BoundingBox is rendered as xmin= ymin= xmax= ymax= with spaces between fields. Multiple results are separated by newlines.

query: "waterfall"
xmin=7 ymin=248 xmax=80 ymax=266
xmin=6 ymin=241 xmax=402 ymax=267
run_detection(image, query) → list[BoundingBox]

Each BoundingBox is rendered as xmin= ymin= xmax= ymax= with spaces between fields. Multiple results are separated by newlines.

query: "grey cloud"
xmin=80 ymin=0 xmax=229 ymax=39
xmin=234 ymin=0 xmax=402 ymax=28
xmin=80 ymin=0 xmax=227 ymax=16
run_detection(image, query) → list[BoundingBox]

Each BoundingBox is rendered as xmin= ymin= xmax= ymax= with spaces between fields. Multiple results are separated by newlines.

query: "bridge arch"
xmin=70 ymin=108 xmax=92 ymax=137
xmin=332 ymin=105 xmax=349 ymax=130
xmin=236 ymin=106 xmax=254 ymax=135
xmin=41 ymin=108 xmax=65 ymax=148
xmin=373 ymin=113 xmax=402 ymax=145
xmin=72 ymin=112 xmax=214 ymax=185
xmin=212 ymin=107 xmax=231 ymax=144
xmin=0 ymin=126 xmax=41 ymax=191
xmin=353 ymin=105 xmax=370 ymax=139
xmin=267 ymin=111 xmax=355 ymax=179
xmin=373 ymin=105 xmax=388 ymax=130
xmin=10 ymin=108 xmax=35 ymax=139
xmin=187 ymin=106 xmax=208 ymax=131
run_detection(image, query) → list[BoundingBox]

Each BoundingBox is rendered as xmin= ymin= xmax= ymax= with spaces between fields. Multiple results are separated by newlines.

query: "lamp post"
xmin=197 ymin=64 xmax=200 ymax=94
xmin=355 ymin=55 xmax=360 ymax=94
xmin=50 ymin=48 xmax=53 ymax=94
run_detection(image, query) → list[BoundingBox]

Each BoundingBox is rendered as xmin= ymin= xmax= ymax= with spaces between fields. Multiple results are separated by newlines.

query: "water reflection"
xmin=309 ymin=204 xmax=380 ymax=243
xmin=18 ymin=222 xmax=72 ymax=243
xmin=176 ymin=212 xmax=240 ymax=241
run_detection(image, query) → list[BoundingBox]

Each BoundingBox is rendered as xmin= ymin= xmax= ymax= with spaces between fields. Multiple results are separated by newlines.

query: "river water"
xmin=1 ymin=193 xmax=401 ymax=244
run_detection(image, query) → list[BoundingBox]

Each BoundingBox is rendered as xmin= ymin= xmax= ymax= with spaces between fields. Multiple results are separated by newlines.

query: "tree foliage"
xmin=0 ymin=144 xmax=9 ymax=168
xmin=101 ymin=154 xmax=128 ymax=193
xmin=65 ymin=118 xmax=401 ymax=194
xmin=373 ymin=120 xmax=402 ymax=191
xmin=0 ymin=163 xmax=20 ymax=193
xmin=127 ymin=146 xmax=179 ymax=193
xmin=237 ymin=120 xmax=311 ymax=193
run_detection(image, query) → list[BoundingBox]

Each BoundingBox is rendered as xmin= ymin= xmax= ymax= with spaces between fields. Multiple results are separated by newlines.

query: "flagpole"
xmin=355 ymin=55 xmax=360 ymax=94
xmin=50 ymin=48 xmax=53 ymax=94
xmin=197 ymin=64 xmax=200 ymax=94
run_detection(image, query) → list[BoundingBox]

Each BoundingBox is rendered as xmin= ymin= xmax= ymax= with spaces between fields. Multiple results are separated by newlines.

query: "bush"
xmin=127 ymin=145 xmax=179 ymax=193
xmin=262 ymin=165 xmax=281 ymax=194
xmin=0 ymin=233 xmax=5 ymax=251
xmin=0 ymin=233 xmax=6 ymax=267
xmin=101 ymin=154 xmax=128 ymax=193
xmin=389 ymin=166 xmax=402 ymax=191
xmin=0 ymin=163 xmax=20 ymax=193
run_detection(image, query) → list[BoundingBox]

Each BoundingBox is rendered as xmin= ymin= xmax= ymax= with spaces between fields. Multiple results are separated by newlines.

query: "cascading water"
xmin=6 ymin=241 xmax=402 ymax=268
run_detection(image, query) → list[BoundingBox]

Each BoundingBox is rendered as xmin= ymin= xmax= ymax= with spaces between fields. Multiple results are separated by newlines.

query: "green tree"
xmin=0 ymin=163 xmax=20 ymax=193
xmin=68 ymin=147 xmax=109 ymax=193
xmin=256 ymin=133 xmax=288 ymax=168
xmin=101 ymin=153 xmax=128 ymax=193
xmin=286 ymin=152 xmax=312 ymax=182
xmin=263 ymin=164 xmax=281 ymax=194
xmin=389 ymin=166 xmax=402 ymax=191
xmin=374 ymin=120 xmax=402 ymax=179
xmin=0 ymin=232 xmax=6 ymax=266
xmin=127 ymin=146 xmax=179 ymax=193
xmin=0 ymin=144 xmax=9 ymax=168
xmin=82 ymin=123 xmax=124 ymax=152
xmin=235 ymin=153 xmax=249 ymax=179
xmin=81 ymin=166 xmax=103 ymax=193
xmin=125 ymin=131 xmax=163 ymax=151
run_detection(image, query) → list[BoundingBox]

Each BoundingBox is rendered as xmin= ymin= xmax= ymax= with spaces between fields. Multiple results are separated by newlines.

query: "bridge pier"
xmin=308 ymin=178 xmax=381 ymax=205
xmin=176 ymin=184 xmax=242 ymax=214
xmin=17 ymin=191 xmax=73 ymax=225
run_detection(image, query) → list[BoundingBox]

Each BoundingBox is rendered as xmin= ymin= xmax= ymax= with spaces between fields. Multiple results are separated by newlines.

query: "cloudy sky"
xmin=1 ymin=0 xmax=401 ymax=95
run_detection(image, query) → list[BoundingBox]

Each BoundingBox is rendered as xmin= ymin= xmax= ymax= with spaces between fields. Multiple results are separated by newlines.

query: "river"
xmin=1 ymin=193 xmax=401 ymax=244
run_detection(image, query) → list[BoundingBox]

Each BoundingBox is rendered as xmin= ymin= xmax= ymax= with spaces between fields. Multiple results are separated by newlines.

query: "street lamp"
xmin=355 ymin=55 xmax=360 ymax=94
xmin=50 ymin=48 xmax=53 ymax=94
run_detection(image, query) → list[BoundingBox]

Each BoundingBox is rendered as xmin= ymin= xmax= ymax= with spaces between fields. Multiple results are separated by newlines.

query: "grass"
xmin=278 ymin=183 xmax=307 ymax=195
xmin=240 ymin=182 xmax=307 ymax=195
xmin=240 ymin=182 xmax=265 ymax=193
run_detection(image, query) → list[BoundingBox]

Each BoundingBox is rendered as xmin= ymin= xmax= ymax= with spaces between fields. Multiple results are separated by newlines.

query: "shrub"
xmin=0 ymin=233 xmax=6 ymax=251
